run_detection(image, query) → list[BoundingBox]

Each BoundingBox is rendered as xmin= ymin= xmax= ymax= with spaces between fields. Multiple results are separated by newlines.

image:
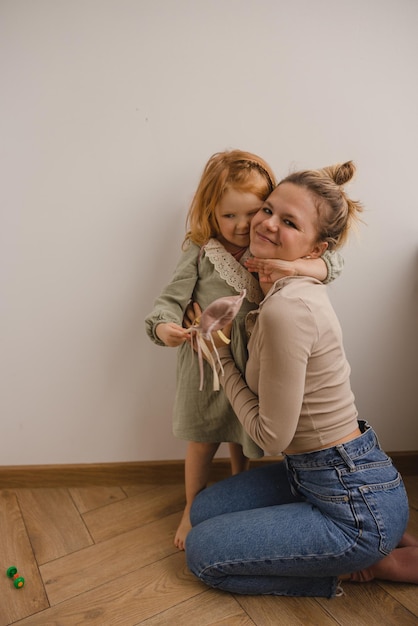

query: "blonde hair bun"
xmin=324 ymin=161 xmax=356 ymax=187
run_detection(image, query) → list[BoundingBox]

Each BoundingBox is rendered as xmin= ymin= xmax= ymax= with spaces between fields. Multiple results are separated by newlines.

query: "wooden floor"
xmin=1 ymin=473 xmax=417 ymax=626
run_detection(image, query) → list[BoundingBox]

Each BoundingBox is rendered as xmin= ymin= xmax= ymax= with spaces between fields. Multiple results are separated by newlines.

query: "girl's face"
xmin=250 ymin=183 xmax=328 ymax=261
xmin=215 ymin=188 xmax=263 ymax=253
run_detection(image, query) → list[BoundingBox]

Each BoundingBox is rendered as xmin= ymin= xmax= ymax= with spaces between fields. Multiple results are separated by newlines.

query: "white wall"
xmin=1 ymin=0 xmax=417 ymax=465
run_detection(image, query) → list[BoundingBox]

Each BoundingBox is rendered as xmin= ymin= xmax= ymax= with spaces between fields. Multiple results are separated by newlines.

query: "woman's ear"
xmin=309 ymin=241 xmax=329 ymax=258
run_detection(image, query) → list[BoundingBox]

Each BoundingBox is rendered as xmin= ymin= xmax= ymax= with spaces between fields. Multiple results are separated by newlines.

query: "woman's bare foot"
xmin=174 ymin=507 xmax=192 ymax=550
xmin=397 ymin=531 xmax=418 ymax=548
xmin=350 ymin=546 xmax=418 ymax=584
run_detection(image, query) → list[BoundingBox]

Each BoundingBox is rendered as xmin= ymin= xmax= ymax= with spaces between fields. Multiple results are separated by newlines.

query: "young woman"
xmin=145 ymin=150 xmax=343 ymax=549
xmin=185 ymin=161 xmax=417 ymax=597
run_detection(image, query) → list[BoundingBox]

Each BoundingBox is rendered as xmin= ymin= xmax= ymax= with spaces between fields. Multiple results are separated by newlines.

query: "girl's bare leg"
xmin=229 ymin=442 xmax=250 ymax=475
xmin=174 ymin=441 xmax=220 ymax=550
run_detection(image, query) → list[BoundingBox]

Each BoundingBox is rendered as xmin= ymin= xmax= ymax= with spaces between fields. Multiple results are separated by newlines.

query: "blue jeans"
xmin=186 ymin=421 xmax=409 ymax=597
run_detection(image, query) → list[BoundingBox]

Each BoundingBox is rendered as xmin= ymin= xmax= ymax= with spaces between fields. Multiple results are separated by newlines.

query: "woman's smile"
xmin=254 ymin=229 xmax=278 ymax=246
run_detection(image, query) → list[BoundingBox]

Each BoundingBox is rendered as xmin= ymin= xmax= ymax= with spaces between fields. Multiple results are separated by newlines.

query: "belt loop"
xmin=336 ymin=444 xmax=355 ymax=470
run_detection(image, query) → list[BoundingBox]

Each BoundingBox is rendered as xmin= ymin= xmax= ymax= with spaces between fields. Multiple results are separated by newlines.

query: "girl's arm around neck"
xmin=245 ymin=250 xmax=344 ymax=285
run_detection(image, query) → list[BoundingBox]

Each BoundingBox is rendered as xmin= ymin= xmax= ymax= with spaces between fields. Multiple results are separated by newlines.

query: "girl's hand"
xmin=155 ymin=322 xmax=189 ymax=347
xmin=245 ymin=257 xmax=298 ymax=283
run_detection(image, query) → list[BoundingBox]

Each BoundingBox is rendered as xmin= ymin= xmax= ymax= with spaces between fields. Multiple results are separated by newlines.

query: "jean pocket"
xmin=292 ymin=467 xmax=349 ymax=503
xmin=359 ymin=473 xmax=409 ymax=555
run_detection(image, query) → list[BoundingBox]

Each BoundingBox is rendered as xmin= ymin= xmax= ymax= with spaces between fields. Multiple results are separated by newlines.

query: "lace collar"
xmin=203 ymin=239 xmax=263 ymax=305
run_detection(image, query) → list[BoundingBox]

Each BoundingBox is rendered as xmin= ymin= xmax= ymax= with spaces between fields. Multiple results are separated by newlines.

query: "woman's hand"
xmin=211 ymin=321 xmax=233 ymax=349
xmin=183 ymin=301 xmax=202 ymax=329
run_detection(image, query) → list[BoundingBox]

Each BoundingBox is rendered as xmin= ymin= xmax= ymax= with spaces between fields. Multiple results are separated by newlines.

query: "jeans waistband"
xmin=285 ymin=421 xmax=381 ymax=469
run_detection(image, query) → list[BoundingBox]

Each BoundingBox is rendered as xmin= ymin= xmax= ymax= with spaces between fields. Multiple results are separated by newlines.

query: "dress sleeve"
xmin=322 ymin=250 xmax=344 ymax=284
xmin=217 ymin=294 xmax=316 ymax=454
xmin=144 ymin=243 xmax=200 ymax=346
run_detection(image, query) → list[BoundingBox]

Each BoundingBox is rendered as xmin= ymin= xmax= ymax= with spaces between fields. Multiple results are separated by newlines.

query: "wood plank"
xmin=40 ymin=511 xmax=182 ymax=605
xmin=15 ymin=488 xmax=93 ymax=564
xmin=316 ymin=581 xmax=418 ymax=625
xmin=377 ymin=581 xmax=418 ymax=619
xmin=82 ymin=483 xmax=185 ymax=543
xmin=69 ymin=485 xmax=127 ymax=514
xmin=16 ymin=553 xmax=205 ymax=625
xmin=0 ymin=490 xmax=49 ymax=626
xmin=236 ymin=594 xmax=338 ymax=626
xmin=121 ymin=483 xmax=168 ymax=498
xmin=140 ymin=588 xmax=255 ymax=625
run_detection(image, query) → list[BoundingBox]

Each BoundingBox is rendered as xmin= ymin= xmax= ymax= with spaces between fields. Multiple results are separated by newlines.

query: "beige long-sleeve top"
xmin=218 ymin=276 xmax=359 ymax=455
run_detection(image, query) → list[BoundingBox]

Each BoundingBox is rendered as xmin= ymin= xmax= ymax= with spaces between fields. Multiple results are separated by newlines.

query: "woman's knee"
xmin=185 ymin=523 xmax=211 ymax=578
xmin=190 ymin=462 xmax=293 ymax=527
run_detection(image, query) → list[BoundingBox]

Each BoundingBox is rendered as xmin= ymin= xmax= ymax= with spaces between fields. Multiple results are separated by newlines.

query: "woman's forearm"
xmin=217 ymin=348 xmax=289 ymax=455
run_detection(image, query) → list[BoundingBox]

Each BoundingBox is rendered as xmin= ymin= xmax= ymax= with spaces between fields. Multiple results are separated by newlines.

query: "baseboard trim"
xmin=0 ymin=451 xmax=416 ymax=489
xmin=0 ymin=458 xmax=273 ymax=488
xmin=388 ymin=451 xmax=418 ymax=476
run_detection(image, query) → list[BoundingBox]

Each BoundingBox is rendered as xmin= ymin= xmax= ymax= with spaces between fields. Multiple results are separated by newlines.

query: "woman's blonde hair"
xmin=184 ymin=149 xmax=276 ymax=248
xmin=280 ymin=161 xmax=364 ymax=250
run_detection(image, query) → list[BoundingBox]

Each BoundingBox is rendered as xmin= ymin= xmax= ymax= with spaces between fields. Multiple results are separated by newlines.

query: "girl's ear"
xmin=309 ymin=241 xmax=329 ymax=258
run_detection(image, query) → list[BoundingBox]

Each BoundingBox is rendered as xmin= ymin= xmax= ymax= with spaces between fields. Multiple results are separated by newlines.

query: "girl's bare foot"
xmin=174 ymin=508 xmax=192 ymax=550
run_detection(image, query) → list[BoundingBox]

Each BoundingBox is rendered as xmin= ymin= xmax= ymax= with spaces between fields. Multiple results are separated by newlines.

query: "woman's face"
xmin=250 ymin=183 xmax=327 ymax=261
